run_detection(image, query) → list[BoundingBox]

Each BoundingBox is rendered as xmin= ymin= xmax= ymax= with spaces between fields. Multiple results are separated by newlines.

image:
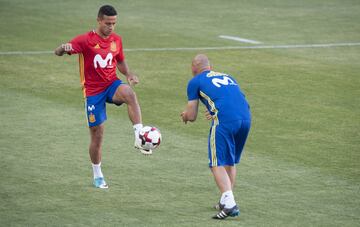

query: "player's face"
xmin=97 ymin=15 xmax=117 ymax=37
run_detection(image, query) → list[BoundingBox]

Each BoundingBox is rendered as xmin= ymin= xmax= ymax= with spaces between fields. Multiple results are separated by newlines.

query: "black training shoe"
xmin=212 ymin=205 xmax=240 ymax=220
xmin=214 ymin=202 xmax=225 ymax=211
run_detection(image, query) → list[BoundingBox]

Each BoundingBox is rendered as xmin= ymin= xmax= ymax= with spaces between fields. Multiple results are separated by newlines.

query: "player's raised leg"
xmin=89 ymin=123 xmax=108 ymax=188
xmin=112 ymin=84 xmax=142 ymax=124
xmin=112 ymin=84 xmax=151 ymax=154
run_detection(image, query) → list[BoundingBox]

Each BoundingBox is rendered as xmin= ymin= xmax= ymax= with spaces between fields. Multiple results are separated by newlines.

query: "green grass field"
xmin=1 ymin=0 xmax=359 ymax=226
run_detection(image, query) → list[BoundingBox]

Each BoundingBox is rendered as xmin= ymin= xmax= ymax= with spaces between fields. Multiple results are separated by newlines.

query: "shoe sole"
xmin=212 ymin=207 xmax=240 ymax=219
xmin=134 ymin=145 xmax=152 ymax=155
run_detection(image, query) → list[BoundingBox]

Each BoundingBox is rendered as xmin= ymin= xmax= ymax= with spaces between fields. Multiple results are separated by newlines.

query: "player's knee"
xmin=122 ymin=86 xmax=137 ymax=104
xmin=113 ymin=85 xmax=138 ymax=105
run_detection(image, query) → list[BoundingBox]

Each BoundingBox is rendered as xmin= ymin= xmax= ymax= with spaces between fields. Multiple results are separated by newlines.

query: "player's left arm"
xmin=181 ymin=100 xmax=199 ymax=124
xmin=117 ymin=60 xmax=139 ymax=86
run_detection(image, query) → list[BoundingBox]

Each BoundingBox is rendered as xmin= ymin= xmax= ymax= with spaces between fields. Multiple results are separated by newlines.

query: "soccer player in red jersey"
xmin=54 ymin=5 xmax=148 ymax=189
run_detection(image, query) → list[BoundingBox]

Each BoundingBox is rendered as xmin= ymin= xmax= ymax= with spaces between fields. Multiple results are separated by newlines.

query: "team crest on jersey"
xmin=110 ymin=41 xmax=117 ymax=52
xmin=94 ymin=44 xmax=100 ymax=49
xmin=89 ymin=113 xmax=96 ymax=123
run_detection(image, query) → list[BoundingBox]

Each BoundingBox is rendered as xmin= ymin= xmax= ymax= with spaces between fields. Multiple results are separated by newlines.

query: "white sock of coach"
xmin=220 ymin=190 xmax=236 ymax=209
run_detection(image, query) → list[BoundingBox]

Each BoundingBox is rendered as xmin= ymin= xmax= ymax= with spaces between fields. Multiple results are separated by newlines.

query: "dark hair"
xmin=98 ymin=5 xmax=117 ymax=18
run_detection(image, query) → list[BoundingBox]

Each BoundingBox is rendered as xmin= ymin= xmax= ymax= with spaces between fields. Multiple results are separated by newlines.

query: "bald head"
xmin=191 ymin=54 xmax=211 ymax=76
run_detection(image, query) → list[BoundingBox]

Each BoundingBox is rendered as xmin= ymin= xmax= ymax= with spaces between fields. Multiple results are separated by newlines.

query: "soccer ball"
xmin=138 ymin=126 xmax=162 ymax=150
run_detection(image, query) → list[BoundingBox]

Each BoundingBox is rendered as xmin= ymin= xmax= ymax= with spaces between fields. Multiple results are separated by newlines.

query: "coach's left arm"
xmin=181 ymin=100 xmax=199 ymax=124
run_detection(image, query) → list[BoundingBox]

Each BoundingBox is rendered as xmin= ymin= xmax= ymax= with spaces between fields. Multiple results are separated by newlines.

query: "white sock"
xmin=92 ymin=163 xmax=104 ymax=179
xmin=133 ymin=123 xmax=143 ymax=136
xmin=220 ymin=190 xmax=236 ymax=209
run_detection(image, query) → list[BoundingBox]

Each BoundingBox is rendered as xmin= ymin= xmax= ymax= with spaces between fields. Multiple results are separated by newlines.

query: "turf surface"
xmin=0 ymin=0 xmax=359 ymax=226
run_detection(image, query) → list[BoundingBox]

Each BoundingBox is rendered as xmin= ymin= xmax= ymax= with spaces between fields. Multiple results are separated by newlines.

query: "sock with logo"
xmin=220 ymin=190 xmax=236 ymax=209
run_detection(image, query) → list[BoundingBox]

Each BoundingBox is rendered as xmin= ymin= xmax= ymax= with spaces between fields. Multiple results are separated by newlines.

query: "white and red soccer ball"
xmin=138 ymin=126 xmax=162 ymax=150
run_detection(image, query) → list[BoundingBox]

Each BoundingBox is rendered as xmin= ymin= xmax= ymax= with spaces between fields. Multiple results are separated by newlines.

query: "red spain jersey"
xmin=68 ymin=30 xmax=125 ymax=97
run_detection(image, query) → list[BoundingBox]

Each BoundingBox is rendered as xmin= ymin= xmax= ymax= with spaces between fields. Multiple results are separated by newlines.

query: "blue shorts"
xmin=85 ymin=80 xmax=123 ymax=127
xmin=208 ymin=120 xmax=251 ymax=167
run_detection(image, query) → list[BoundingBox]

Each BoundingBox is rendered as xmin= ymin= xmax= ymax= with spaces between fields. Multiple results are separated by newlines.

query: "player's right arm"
xmin=54 ymin=34 xmax=86 ymax=56
xmin=54 ymin=43 xmax=73 ymax=56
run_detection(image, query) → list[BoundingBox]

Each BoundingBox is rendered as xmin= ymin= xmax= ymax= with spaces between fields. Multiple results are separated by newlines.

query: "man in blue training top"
xmin=181 ymin=54 xmax=251 ymax=220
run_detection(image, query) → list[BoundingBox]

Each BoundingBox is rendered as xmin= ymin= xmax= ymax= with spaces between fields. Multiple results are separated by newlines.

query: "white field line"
xmin=124 ymin=43 xmax=360 ymax=52
xmin=0 ymin=50 xmax=54 ymax=55
xmin=0 ymin=42 xmax=360 ymax=55
xmin=219 ymin=35 xmax=262 ymax=44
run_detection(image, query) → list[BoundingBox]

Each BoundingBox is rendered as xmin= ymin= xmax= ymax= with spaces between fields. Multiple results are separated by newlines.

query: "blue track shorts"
xmin=84 ymin=80 xmax=123 ymax=127
xmin=208 ymin=119 xmax=251 ymax=167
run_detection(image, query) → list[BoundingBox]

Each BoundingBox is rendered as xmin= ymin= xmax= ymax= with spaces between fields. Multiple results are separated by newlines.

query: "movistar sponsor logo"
xmin=93 ymin=53 xmax=113 ymax=69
